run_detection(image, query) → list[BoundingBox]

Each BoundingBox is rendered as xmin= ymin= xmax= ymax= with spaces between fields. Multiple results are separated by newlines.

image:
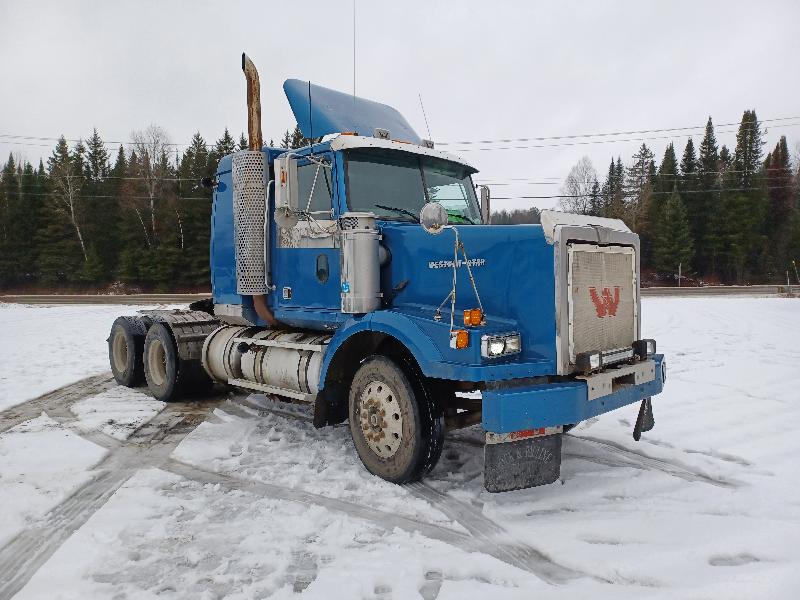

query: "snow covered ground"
xmin=0 ymin=303 xmax=178 ymax=412
xmin=0 ymin=298 xmax=799 ymax=598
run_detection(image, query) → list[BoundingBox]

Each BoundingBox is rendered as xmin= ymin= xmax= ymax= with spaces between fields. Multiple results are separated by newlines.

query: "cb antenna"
xmin=419 ymin=93 xmax=433 ymax=141
xmin=308 ymin=80 xmax=314 ymax=156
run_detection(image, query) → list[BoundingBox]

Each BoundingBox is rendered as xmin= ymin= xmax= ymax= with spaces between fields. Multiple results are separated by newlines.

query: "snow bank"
xmin=0 ymin=414 xmax=107 ymax=548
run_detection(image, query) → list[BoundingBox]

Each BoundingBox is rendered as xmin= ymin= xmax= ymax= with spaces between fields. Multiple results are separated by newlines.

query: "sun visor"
xmin=283 ymin=79 xmax=421 ymax=144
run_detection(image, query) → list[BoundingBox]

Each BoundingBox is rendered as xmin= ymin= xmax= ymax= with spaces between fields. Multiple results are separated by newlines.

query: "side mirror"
xmin=419 ymin=202 xmax=448 ymax=235
xmin=274 ymin=156 xmax=299 ymax=228
xmin=479 ymin=185 xmax=491 ymax=224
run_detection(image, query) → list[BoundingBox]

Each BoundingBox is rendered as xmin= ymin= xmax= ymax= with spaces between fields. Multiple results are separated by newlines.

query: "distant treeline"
xmin=0 ymin=113 xmax=797 ymax=291
xmin=0 ymin=126 xmax=311 ymax=291
xmin=555 ymin=111 xmax=799 ymax=284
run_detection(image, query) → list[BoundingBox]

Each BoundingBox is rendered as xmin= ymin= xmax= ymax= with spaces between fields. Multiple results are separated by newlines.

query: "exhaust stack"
xmin=235 ymin=53 xmax=278 ymax=327
xmin=242 ymin=53 xmax=263 ymax=151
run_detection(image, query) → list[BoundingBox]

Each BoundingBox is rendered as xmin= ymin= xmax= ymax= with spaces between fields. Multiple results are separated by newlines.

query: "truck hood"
xmin=379 ymin=223 xmax=557 ymax=364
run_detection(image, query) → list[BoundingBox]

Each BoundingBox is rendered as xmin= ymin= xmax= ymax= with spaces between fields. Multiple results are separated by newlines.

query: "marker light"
xmin=633 ymin=339 xmax=657 ymax=359
xmin=463 ymin=308 xmax=483 ymax=327
xmin=576 ymin=351 xmax=602 ymax=373
xmin=450 ymin=330 xmax=470 ymax=350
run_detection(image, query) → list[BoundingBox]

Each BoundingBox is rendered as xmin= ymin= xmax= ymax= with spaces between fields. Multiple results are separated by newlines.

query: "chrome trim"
xmin=576 ymin=359 xmax=656 ymax=401
xmin=553 ymin=224 xmax=641 ymax=376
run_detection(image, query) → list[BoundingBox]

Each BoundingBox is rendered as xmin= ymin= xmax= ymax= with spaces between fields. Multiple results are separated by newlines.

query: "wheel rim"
xmin=147 ymin=339 xmax=167 ymax=387
xmin=358 ymin=380 xmax=403 ymax=458
xmin=111 ymin=330 xmax=129 ymax=374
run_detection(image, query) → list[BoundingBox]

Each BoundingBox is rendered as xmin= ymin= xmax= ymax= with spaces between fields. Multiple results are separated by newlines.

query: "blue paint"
xmin=482 ymin=355 xmax=666 ymax=433
xmin=284 ymin=79 xmax=421 ymax=144
xmin=208 ymin=83 xmax=665 ymax=433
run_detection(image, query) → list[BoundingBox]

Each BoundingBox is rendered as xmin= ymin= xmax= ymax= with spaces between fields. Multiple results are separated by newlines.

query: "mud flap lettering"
xmin=484 ymin=433 xmax=563 ymax=493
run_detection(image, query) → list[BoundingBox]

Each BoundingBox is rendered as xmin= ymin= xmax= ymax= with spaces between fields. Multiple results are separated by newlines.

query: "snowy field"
xmin=0 ymin=298 xmax=799 ymax=599
xmin=0 ymin=304 xmax=179 ymax=412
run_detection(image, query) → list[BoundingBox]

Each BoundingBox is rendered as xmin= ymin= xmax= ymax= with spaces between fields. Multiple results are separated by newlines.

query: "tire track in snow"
xmin=0 ymin=373 xmax=115 ymax=435
xmin=566 ymin=435 xmax=742 ymax=488
xmin=447 ymin=432 xmax=740 ymax=489
xmin=0 ymin=395 xmax=225 ymax=600
xmin=405 ymin=481 xmax=593 ymax=585
xmin=162 ymin=460 xmax=473 ymax=550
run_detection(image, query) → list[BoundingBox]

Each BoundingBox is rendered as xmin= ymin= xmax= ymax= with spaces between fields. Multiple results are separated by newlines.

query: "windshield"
xmin=345 ymin=149 xmax=480 ymax=224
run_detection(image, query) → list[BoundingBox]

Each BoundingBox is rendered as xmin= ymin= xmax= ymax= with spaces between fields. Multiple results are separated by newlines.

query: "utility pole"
xmin=677 ymin=262 xmax=682 ymax=287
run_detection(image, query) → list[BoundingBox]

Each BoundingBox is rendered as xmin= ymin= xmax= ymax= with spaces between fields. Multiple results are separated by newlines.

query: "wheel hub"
xmin=359 ymin=380 xmax=403 ymax=458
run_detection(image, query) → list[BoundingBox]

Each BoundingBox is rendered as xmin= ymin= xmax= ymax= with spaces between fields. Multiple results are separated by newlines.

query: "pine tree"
xmin=693 ymin=117 xmax=721 ymax=276
xmin=653 ymin=187 xmax=694 ymax=277
xmin=237 ymin=133 xmax=249 ymax=151
xmin=177 ymin=133 xmax=213 ymax=286
xmin=625 ymin=143 xmax=655 ymax=232
xmin=38 ymin=137 xmax=87 ymax=283
xmin=0 ymin=154 xmax=22 ymax=284
xmin=764 ymin=136 xmax=794 ymax=274
xmin=679 ymin=138 xmax=698 ymax=192
xmin=728 ymin=109 xmax=767 ymax=279
xmin=588 ymin=180 xmax=601 ymax=216
xmin=81 ymin=129 xmax=116 ymax=282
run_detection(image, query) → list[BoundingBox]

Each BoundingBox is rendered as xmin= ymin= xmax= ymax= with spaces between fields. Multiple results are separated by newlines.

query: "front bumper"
xmin=482 ymin=354 xmax=665 ymax=434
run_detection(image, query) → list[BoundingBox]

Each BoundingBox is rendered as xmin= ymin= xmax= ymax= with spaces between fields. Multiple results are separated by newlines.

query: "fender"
xmin=317 ymin=310 xmax=443 ymax=391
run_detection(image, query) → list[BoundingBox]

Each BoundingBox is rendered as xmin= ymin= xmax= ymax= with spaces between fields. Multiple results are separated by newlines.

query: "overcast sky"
xmin=2 ymin=0 xmax=798 ymax=210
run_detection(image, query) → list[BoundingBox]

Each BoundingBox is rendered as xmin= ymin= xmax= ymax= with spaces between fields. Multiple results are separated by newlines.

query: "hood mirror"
xmin=419 ymin=202 xmax=448 ymax=235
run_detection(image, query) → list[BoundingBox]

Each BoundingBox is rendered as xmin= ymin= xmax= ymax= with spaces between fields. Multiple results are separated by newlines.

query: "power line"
xmin=491 ymin=184 xmax=797 ymax=201
xmin=449 ymin=122 xmax=800 ymax=153
xmin=437 ymin=115 xmax=800 ymax=146
xmin=480 ymin=166 xmax=795 ymax=186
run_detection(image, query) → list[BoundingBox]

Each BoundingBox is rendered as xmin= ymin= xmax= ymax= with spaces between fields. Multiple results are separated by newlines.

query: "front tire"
xmin=348 ymin=356 xmax=444 ymax=483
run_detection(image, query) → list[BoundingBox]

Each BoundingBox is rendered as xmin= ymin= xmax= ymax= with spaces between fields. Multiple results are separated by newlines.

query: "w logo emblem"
xmin=589 ymin=286 xmax=621 ymax=318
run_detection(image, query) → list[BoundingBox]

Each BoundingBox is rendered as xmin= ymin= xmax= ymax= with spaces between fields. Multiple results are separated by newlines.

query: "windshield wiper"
xmin=374 ymin=204 xmax=420 ymax=223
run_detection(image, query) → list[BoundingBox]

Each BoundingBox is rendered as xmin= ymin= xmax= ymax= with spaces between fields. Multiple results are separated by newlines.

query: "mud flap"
xmin=632 ymin=397 xmax=655 ymax=441
xmin=484 ymin=433 xmax=562 ymax=493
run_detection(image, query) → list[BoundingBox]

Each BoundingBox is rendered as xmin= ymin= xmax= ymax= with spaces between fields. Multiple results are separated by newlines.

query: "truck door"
xmin=273 ymin=153 xmax=342 ymax=315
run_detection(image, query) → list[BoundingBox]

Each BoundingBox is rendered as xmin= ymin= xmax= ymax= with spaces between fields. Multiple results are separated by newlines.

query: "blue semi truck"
xmin=108 ymin=54 xmax=665 ymax=492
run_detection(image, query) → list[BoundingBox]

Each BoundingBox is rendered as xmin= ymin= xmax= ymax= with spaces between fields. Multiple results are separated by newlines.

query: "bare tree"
xmin=48 ymin=138 xmax=88 ymax=261
xmin=131 ymin=124 xmax=171 ymax=244
xmin=559 ymin=156 xmax=597 ymax=214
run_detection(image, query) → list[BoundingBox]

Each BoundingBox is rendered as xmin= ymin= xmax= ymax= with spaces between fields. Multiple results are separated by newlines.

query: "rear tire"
xmin=108 ymin=316 xmax=146 ymax=387
xmin=143 ymin=323 xmax=182 ymax=402
xmin=348 ymin=356 xmax=444 ymax=483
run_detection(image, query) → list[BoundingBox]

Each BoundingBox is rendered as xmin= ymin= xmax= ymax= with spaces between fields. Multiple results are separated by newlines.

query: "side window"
xmin=297 ymin=161 xmax=333 ymax=215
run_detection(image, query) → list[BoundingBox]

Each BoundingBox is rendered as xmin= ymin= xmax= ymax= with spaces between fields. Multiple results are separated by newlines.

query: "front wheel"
xmin=348 ymin=356 xmax=444 ymax=483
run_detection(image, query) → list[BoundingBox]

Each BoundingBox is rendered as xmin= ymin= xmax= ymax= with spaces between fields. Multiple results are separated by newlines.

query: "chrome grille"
xmin=567 ymin=244 xmax=636 ymax=362
xmin=232 ymin=151 xmax=268 ymax=295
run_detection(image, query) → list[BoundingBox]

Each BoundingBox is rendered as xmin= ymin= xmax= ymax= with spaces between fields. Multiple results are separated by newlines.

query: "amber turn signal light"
xmin=450 ymin=329 xmax=470 ymax=350
xmin=463 ymin=308 xmax=483 ymax=327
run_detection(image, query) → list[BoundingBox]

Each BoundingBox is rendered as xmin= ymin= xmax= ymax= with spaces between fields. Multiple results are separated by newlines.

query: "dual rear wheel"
xmin=108 ymin=318 xmax=209 ymax=402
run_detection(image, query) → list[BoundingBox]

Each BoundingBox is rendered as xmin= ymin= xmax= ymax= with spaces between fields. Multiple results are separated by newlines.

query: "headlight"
xmin=481 ymin=333 xmax=522 ymax=358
